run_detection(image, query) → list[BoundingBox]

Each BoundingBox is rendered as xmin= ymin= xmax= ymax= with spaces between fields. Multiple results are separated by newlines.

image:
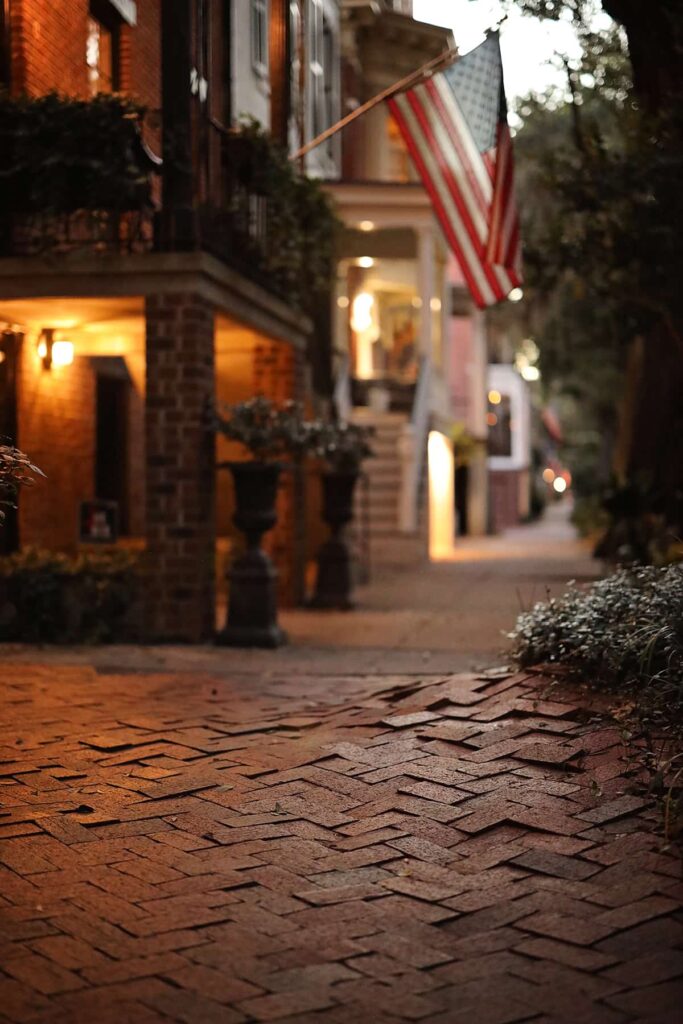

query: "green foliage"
xmin=308 ymin=421 xmax=374 ymax=473
xmin=215 ymin=396 xmax=311 ymax=462
xmin=215 ymin=398 xmax=375 ymax=470
xmin=514 ymin=20 xmax=683 ymax=536
xmin=222 ymin=120 xmax=340 ymax=309
xmin=0 ymin=92 xmax=152 ymax=213
xmin=593 ymin=476 xmax=682 ymax=565
xmin=450 ymin=422 xmax=482 ymax=466
xmin=0 ymin=547 xmax=139 ymax=643
xmin=0 ymin=445 xmax=43 ymax=524
xmin=511 ymin=565 xmax=683 ymax=739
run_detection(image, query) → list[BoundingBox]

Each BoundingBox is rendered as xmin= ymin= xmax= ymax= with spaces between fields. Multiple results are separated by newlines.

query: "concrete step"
xmin=351 ymin=409 xmax=407 ymax=424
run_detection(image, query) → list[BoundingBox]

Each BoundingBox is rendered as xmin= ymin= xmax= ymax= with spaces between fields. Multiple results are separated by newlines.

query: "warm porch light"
xmin=428 ymin=430 xmax=455 ymax=559
xmin=553 ymin=476 xmax=567 ymax=493
xmin=350 ymin=292 xmax=374 ymax=333
xmin=521 ymin=365 xmax=540 ymax=382
xmin=358 ymin=220 xmax=375 ymax=231
xmin=37 ymin=329 xmax=74 ymax=369
xmin=488 ymin=389 xmax=502 ymax=405
xmin=357 ymin=256 xmax=374 ymax=268
xmin=508 ymin=287 xmax=524 ymax=302
xmin=52 ymin=341 xmax=74 ymax=367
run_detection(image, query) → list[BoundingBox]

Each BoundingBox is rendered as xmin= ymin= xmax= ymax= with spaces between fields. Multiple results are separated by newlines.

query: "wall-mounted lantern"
xmin=37 ymin=329 xmax=74 ymax=370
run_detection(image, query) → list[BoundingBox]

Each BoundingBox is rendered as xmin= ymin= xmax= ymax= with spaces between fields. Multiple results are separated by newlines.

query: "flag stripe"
xmin=396 ymin=92 xmax=506 ymax=304
xmin=429 ymin=77 xmax=492 ymax=210
xmin=389 ymin=95 xmax=495 ymax=306
xmin=406 ymin=87 xmax=510 ymax=303
xmin=386 ymin=34 xmax=522 ymax=308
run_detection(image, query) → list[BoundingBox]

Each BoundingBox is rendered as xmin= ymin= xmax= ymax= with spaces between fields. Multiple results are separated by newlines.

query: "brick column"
xmin=144 ymin=292 xmax=215 ymax=641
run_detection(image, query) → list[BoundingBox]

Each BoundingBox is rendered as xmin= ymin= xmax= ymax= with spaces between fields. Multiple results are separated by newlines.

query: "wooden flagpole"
xmin=290 ymin=46 xmax=459 ymax=162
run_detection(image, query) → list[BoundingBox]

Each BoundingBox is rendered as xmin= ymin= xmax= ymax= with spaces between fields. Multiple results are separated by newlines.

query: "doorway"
xmin=94 ymin=358 xmax=130 ymax=535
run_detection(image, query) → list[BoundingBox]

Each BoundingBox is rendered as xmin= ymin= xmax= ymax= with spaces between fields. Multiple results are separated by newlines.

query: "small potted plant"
xmin=215 ymin=396 xmax=309 ymax=647
xmin=308 ymin=420 xmax=374 ymax=609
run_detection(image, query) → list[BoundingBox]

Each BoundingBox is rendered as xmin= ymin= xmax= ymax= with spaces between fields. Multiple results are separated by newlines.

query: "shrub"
xmin=0 ymin=92 xmax=152 ymax=214
xmin=0 ymin=444 xmax=43 ymax=524
xmin=0 ymin=547 xmax=139 ymax=644
xmin=510 ymin=565 xmax=683 ymax=739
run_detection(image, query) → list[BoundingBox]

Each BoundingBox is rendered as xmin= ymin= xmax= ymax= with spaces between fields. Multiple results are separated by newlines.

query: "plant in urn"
xmin=215 ymin=397 xmax=308 ymax=647
xmin=309 ymin=421 xmax=374 ymax=610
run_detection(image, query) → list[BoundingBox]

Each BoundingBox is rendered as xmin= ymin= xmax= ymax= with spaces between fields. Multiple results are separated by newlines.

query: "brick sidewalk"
xmin=0 ymin=664 xmax=681 ymax=1023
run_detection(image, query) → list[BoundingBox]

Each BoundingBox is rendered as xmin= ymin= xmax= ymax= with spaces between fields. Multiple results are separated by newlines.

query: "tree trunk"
xmin=602 ymin=0 xmax=683 ymax=534
xmin=602 ymin=0 xmax=682 ymax=113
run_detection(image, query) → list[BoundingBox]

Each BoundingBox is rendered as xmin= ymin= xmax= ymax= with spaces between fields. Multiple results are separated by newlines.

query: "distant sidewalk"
xmin=0 ymin=503 xmax=599 ymax=677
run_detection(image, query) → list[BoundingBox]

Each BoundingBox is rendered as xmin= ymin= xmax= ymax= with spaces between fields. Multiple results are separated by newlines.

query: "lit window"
xmin=251 ymin=0 xmax=269 ymax=77
xmin=86 ymin=15 xmax=115 ymax=95
xmin=488 ymin=393 xmax=512 ymax=457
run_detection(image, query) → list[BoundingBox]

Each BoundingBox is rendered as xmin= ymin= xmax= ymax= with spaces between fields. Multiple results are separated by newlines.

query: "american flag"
xmin=387 ymin=33 xmax=522 ymax=308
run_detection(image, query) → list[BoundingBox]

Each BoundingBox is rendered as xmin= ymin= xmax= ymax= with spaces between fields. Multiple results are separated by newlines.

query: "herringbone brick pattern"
xmin=0 ymin=664 xmax=681 ymax=1023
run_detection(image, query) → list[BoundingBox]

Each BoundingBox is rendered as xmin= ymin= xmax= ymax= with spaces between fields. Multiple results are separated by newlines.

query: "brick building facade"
xmin=0 ymin=0 xmax=339 ymax=640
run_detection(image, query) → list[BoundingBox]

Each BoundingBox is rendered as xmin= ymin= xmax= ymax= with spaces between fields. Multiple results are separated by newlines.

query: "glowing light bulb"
xmin=508 ymin=287 xmax=524 ymax=303
xmin=358 ymin=220 xmax=375 ymax=232
xmin=553 ymin=477 xmax=568 ymax=493
xmin=488 ymin=389 xmax=502 ymax=405
xmin=542 ymin=467 xmax=555 ymax=484
xmin=51 ymin=340 xmax=74 ymax=367
xmin=357 ymin=256 xmax=374 ymax=269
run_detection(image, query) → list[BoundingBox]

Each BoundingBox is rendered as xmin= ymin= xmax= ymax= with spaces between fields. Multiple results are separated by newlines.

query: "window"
xmin=87 ymin=1 xmax=122 ymax=95
xmin=87 ymin=16 xmax=114 ymax=94
xmin=308 ymin=0 xmax=324 ymax=139
xmin=251 ymin=0 xmax=269 ymax=77
xmin=307 ymin=0 xmax=338 ymax=159
xmin=487 ymin=394 xmax=512 ymax=457
xmin=322 ymin=19 xmax=335 ymax=148
xmin=289 ymin=2 xmax=301 ymax=122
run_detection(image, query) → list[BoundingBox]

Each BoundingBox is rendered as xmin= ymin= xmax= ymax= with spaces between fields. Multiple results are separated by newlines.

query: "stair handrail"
xmin=399 ymin=357 xmax=431 ymax=533
xmin=333 ymin=353 xmax=352 ymax=423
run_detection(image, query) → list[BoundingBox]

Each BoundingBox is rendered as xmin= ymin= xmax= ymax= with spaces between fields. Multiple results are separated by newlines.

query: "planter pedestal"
xmin=310 ymin=470 xmax=359 ymax=611
xmin=217 ymin=462 xmax=286 ymax=648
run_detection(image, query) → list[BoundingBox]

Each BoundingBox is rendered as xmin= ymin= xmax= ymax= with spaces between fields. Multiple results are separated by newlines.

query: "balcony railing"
xmin=0 ymin=97 xmax=337 ymax=313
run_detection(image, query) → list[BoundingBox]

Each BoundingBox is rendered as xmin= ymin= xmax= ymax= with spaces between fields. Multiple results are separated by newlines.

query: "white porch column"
xmin=417 ymin=226 xmax=435 ymax=359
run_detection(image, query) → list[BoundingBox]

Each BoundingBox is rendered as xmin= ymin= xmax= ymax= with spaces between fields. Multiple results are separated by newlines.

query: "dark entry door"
xmin=95 ymin=369 xmax=130 ymax=535
xmin=455 ymin=464 xmax=469 ymax=537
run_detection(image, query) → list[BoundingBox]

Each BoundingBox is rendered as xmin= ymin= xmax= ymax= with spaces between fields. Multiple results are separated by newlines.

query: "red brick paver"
xmin=0 ymin=664 xmax=681 ymax=1023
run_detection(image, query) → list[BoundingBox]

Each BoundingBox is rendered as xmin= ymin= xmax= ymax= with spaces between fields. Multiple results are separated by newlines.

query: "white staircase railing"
xmin=333 ymin=354 xmax=352 ymax=423
xmin=399 ymin=358 xmax=431 ymax=533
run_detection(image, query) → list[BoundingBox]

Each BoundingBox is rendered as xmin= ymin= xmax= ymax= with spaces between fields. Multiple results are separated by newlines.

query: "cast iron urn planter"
xmin=310 ymin=469 xmax=359 ymax=610
xmin=217 ymin=461 xmax=286 ymax=647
